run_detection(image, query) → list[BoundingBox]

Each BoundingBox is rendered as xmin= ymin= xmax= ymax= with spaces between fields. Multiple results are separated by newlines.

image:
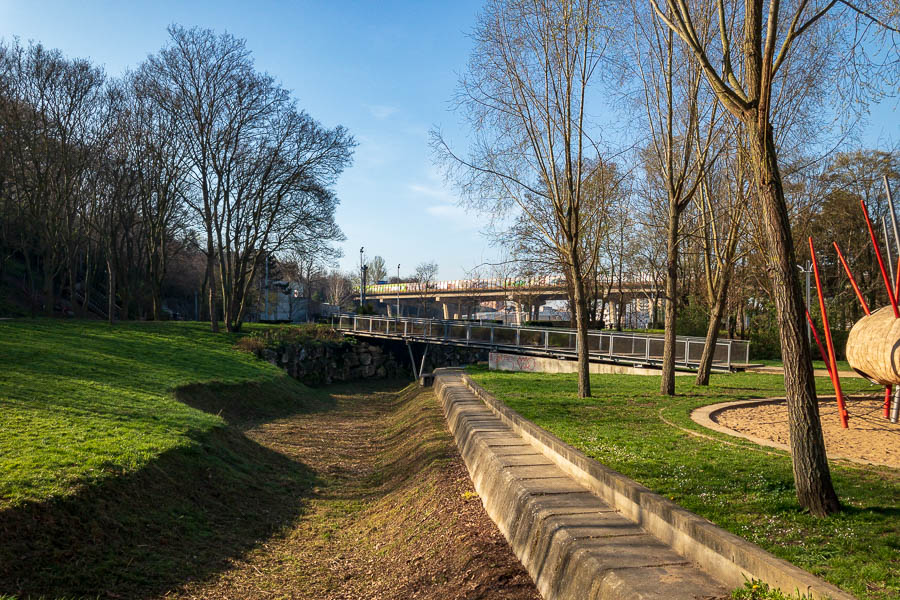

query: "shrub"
xmin=234 ymin=336 xmax=265 ymax=355
xmin=731 ymin=580 xmax=811 ymax=600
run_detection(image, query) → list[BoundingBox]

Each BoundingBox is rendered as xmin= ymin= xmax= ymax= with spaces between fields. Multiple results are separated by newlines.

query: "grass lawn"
xmin=753 ymin=358 xmax=853 ymax=372
xmin=467 ymin=366 xmax=899 ymax=600
xmin=0 ymin=319 xmax=313 ymax=508
xmin=0 ymin=319 xmax=331 ymax=597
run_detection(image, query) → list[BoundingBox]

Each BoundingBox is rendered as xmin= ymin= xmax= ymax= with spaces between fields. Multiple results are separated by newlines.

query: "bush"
xmin=675 ymin=299 xmax=710 ymax=337
xmin=234 ymin=336 xmax=265 ymax=355
xmin=242 ymin=324 xmax=347 ymax=352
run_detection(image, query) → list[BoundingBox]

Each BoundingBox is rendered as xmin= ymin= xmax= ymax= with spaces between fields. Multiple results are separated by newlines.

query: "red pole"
xmin=810 ymin=238 xmax=849 ymax=428
xmin=860 ymin=199 xmax=899 ymax=317
xmin=833 ymin=242 xmax=870 ymax=315
xmin=885 ymin=386 xmax=893 ymax=419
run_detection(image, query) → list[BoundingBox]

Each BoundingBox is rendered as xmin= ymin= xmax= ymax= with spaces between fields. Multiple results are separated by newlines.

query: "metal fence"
xmin=332 ymin=314 xmax=751 ymax=369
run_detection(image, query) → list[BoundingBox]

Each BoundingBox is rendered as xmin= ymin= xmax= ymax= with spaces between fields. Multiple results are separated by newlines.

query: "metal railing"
xmin=331 ymin=314 xmax=750 ymax=370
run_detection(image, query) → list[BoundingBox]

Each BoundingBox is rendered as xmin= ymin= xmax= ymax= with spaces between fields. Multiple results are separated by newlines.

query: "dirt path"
xmin=166 ymin=381 xmax=540 ymax=600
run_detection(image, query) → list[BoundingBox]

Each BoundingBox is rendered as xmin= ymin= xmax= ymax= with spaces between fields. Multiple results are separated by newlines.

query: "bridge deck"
xmin=332 ymin=315 xmax=751 ymax=371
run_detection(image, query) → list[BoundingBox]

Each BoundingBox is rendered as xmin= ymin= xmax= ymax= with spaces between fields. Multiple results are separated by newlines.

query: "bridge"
xmin=332 ymin=314 xmax=751 ymax=375
xmin=358 ymin=276 xmax=660 ymax=321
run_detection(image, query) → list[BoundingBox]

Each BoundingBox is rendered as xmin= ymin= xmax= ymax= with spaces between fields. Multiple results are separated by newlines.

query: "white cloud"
xmin=426 ymin=204 xmax=464 ymax=218
xmin=408 ymin=183 xmax=451 ymax=200
xmin=365 ymin=104 xmax=399 ymax=120
xmin=409 ymin=175 xmax=479 ymax=230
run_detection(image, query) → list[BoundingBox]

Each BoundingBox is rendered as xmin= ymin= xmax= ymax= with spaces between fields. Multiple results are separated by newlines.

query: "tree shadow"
xmin=0 ymin=379 xmax=329 ymax=599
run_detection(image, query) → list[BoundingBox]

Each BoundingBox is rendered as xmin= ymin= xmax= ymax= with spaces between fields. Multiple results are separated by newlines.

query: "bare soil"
xmin=166 ymin=381 xmax=541 ymax=600
xmin=715 ymin=396 xmax=900 ymax=467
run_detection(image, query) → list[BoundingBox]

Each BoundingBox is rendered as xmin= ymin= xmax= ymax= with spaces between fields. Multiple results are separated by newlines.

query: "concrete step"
xmin=435 ymin=374 xmax=729 ymax=600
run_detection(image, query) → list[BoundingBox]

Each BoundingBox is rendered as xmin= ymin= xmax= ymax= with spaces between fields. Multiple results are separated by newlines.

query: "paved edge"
xmin=434 ymin=370 xmax=728 ymax=600
xmin=692 ymin=398 xmax=898 ymax=469
xmin=434 ymin=368 xmax=856 ymax=600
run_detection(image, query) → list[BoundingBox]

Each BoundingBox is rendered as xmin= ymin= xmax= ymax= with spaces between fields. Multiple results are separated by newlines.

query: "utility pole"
xmin=264 ymin=255 xmax=269 ymax=321
xmin=397 ymin=263 xmax=401 ymax=318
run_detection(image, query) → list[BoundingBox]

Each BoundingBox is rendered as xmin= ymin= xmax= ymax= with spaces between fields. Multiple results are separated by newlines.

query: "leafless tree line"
xmin=0 ymin=26 xmax=353 ymax=331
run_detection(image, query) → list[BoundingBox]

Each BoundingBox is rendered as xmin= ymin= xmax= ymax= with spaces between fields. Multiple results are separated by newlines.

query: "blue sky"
xmin=0 ymin=1 xmax=896 ymax=279
xmin=0 ymin=0 xmax=492 ymax=279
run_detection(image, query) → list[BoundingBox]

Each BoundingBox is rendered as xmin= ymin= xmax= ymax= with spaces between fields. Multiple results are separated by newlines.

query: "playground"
xmin=709 ymin=396 xmax=898 ymax=467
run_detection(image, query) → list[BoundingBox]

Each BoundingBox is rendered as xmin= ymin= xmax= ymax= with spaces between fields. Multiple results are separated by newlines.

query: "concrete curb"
xmin=692 ymin=398 xmax=897 ymax=469
xmin=435 ymin=371 xmax=727 ymax=599
xmin=435 ymin=369 xmax=855 ymax=600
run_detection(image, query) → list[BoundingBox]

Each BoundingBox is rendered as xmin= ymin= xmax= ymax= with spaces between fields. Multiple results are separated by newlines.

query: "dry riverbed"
xmin=166 ymin=381 xmax=540 ymax=600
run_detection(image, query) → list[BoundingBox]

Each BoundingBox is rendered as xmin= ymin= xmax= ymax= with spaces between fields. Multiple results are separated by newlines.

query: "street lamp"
xmin=797 ymin=261 xmax=812 ymax=343
xmin=359 ymin=247 xmax=366 ymax=308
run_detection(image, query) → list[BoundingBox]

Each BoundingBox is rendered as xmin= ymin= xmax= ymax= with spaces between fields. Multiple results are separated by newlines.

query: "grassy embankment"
xmin=0 ymin=320 xmax=324 ymax=596
xmin=467 ymin=366 xmax=898 ymax=600
xmin=0 ymin=320 xmax=539 ymax=600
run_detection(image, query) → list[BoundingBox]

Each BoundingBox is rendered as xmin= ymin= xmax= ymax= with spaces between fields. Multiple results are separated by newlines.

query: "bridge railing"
xmin=333 ymin=314 xmax=751 ymax=369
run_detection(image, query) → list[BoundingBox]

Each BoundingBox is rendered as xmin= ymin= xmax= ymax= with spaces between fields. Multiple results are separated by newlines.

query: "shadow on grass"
xmin=0 ymin=377 xmax=330 ymax=599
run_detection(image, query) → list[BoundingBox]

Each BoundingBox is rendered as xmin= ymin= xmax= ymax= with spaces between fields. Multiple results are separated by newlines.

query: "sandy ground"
xmin=715 ymin=397 xmax=899 ymax=467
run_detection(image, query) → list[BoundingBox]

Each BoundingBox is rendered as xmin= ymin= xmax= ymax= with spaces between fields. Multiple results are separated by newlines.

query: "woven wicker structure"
xmin=846 ymin=305 xmax=900 ymax=385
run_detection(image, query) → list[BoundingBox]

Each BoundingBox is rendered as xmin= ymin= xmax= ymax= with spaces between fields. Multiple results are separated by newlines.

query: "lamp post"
xmin=797 ymin=261 xmax=812 ymax=343
xmin=397 ymin=263 xmax=401 ymax=318
xmin=359 ymin=247 xmax=366 ymax=309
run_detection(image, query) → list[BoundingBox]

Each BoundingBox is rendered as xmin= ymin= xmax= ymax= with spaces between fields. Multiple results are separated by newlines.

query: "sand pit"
xmin=712 ymin=397 xmax=899 ymax=467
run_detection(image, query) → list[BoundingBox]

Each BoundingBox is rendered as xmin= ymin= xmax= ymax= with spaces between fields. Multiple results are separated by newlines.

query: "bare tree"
xmin=324 ymin=269 xmax=353 ymax=310
xmin=649 ymin=0 xmax=898 ymax=515
xmin=0 ymin=40 xmax=105 ymax=315
xmin=143 ymin=26 xmax=353 ymax=332
xmin=434 ymin=0 xmax=619 ymax=398
xmin=367 ymin=255 xmax=388 ymax=283
xmin=413 ymin=260 xmax=439 ymax=317
xmin=632 ymin=5 xmax=723 ymax=394
xmin=128 ymin=72 xmax=190 ymax=320
xmin=694 ymin=131 xmax=748 ymax=384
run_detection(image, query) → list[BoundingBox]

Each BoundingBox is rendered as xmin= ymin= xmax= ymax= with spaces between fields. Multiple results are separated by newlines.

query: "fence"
xmin=332 ymin=314 xmax=751 ymax=370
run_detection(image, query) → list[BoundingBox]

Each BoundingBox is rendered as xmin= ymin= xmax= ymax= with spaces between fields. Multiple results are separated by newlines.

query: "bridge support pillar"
xmin=441 ymin=302 xmax=451 ymax=320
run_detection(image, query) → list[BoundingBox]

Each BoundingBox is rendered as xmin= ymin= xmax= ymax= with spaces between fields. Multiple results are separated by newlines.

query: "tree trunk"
xmin=106 ymin=255 xmax=116 ymax=325
xmin=660 ymin=202 xmax=680 ymax=395
xmin=205 ymin=242 xmax=219 ymax=333
xmin=695 ymin=273 xmax=731 ymax=385
xmin=82 ymin=243 xmax=93 ymax=317
xmin=749 ymin=121 xmax=839 ymax=516
xmin=66 ymin=260 xmax=77 ymax=318
xmin=23 ymin=250 xmax=37 ymax=317
xmin=570 ymin=261 xmax=592 ymax=399
xmin=42 ymin=261 xmax=55 ymax=316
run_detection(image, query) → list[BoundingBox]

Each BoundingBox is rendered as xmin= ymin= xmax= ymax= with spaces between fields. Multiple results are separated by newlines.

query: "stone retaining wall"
xmin=258 ymin=338 xmax=489 ymax=385
xmin=260 ymin=340 xmax=403 ymax=385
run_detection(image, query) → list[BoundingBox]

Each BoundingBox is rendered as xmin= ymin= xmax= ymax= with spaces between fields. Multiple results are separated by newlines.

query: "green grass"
xmin=0 ymin=319 xmax=329 ymax=597
xmin=752 ymin=358 xmax=853 ymax=372
xmin=467 ymin=366 xmax=899 ymax=600
xmin=0 ymin=319 xmax=304 ymax=507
